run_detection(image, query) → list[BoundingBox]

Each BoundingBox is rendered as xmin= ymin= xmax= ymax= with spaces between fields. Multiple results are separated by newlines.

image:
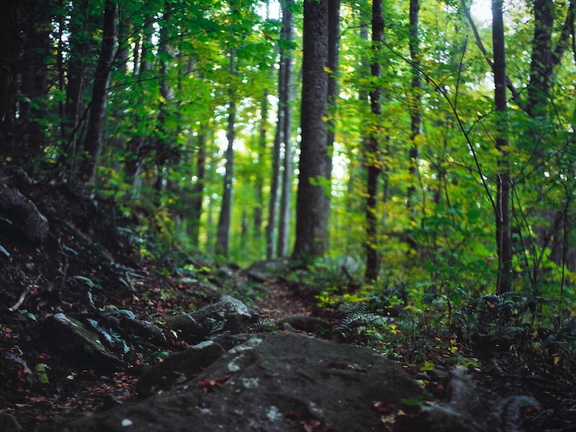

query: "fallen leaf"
xmin=196 ymin=375 xmax=232 ymax=393
xmin=374 ymin=400 xmax=396 ymax=414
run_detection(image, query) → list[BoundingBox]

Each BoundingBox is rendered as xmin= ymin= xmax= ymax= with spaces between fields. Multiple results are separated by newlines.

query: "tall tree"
xmin=492 ymin=0 xmax=512 ymax=294
xmin=188 ymin=130 xmax=208 ymax=246
xmin=326 ymin=0 xmax=340 ymax=168
xmin=277 ymin=0 xmax=296 ymax=258
xmin=63 ymin=0 xmax=90 ymax=161
xmin=124 ymin=17 xmax=155 ymax=192
xmin=406 ymin=0 xmax=421 ymax=214
xmin=79 ymin=0 xmax=118 ymax=183
xmin=267 ymin=69 xmax=283 ymax=259
xmin=269 ymin=0 xmax=297 ymax=259
xmin=10 ymin=0 xmax=53 ymax=167
xmin=293 ymin=0 xmax=332 ymax=259
xmin=364 ymin=0 xmax=384 ymax=281
xmin=215 ymin=47 xmax=237 ymax=258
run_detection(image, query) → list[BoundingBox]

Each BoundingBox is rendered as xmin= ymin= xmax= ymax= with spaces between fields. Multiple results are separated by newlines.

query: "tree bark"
xmin=216 ymin=48 xmax=237 ymax=258
xmin=267 ymin=75 xmax=282 ymax=259
xmin=292 ymin=0 xmax=332 ymax=259
xmin=124 ymin=18 xmax=154 ymax=192
xmin=63 ymin=0 xmax=90 ymax=154
xmin=326 ymin=0 xmax=340 ymax=162
xmin=80 ymin=0 xmax=118 ymax=184
xmin=13 ymin=0 xmax=52 ymax=167
xmin=277 ymin=0 xmax=295 ymax=258
xmin=492 ymin=0 xmax=512 ymax=294
xmin=407 ymin=0 xmax=421 ymax=215
xmin=364 ymin=0 xmax=384 ymax=281
xmin=527 ymin=0 xmax=554 ymax=119
xmin=188 ymin=130 xmax=208 ymax=246
xmin=0 ymin=0 xmax=20 ymax=156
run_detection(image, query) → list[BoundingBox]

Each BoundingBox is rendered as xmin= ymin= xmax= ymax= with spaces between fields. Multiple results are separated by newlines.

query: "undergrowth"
xmin=288 ymin=257 xmax=576 ymax=387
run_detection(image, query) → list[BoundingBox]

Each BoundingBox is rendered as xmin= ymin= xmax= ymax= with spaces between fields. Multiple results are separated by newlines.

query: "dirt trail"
xmin=254 ymin=279 xmax=316 ymax=320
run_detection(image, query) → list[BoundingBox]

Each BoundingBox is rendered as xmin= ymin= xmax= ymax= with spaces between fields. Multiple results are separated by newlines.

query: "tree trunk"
xmin=326 ymin=0 xmax=340 ymax=163
xmin=15 ymin=0 xmax=52 ymax=167
xmin=277 ymin=0 xmax=295 ymax=258
xmin=152 ymin=4 xmax=176 ymax=196
xmin=188 ymin=130 xmax=208 ymax=246
xmin=216 ymin=48 xmax=237 ymax=258
xmin=255 ymin=92 xmax=268 ymax=243
xmin=0 ymin=0 xmax=20 ymax=156
xmin=80 ymin=0 xmax=118 ymax=184
xmin=407 ymin=0 xmax=421 ymax=214
xmin=492 ymin=0 xmax=512 ymax=294
xmin=292 ymin=0 xmax=331 ymax=259
xmin=267 ymin=77 xmax=282 ymax=259
xmin=364 ymin=0 xmax=384 ymax=281
xmin=124 ymin=19 xmax=154 ymax=191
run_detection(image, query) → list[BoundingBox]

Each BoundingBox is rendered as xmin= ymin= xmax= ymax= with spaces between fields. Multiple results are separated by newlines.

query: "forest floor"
xmin=0 ymin=174 xmax=320 ymax=430
xmin=1 ymin=176 xmax=576 ymax=431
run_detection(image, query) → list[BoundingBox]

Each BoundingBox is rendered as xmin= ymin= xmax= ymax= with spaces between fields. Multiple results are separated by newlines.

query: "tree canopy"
xmin=1 ymin=0 xmax=575 ymax=305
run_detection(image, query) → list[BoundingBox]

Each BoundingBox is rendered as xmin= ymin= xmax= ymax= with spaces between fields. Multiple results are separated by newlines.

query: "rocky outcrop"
xmin=36 ymin=332 xmax=428 ymax=431
xmin=34 ymin=331 xmax=538 ymax=432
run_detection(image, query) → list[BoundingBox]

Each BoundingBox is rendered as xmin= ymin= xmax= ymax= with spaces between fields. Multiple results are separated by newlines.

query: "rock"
xmin=0 ymin=185 xmax=49 ymax=243
xmin=0 ymin=413 xmax=22 ymax=432
xmin=120 ymin=317 xmax=168 ymax=346
xmin=246 ymin=258 xmax=292 ymax=282
xmin=35 ymin=333 xmax=430 ymax=432
xmin=42 ymin=313 xmax=122 ymax=371
xmin=136 ymin=340 xmax=225 ymax=398
xmin=163 ymin=295 xmax=257 ymax=343
xmin=277 ymin=314 xmax=331 ymax=333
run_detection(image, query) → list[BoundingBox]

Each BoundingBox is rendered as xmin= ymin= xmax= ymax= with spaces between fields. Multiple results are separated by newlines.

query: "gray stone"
xmin=0 ymin=185 xmax=49 ymax=243
xmin=246 ymin=258 xmax=292 ymax=282
xmin=136 ymin=341 xmax=225 ymax=398
xmin=35 ymin=333 xmax=429 ymax=432
xmin=163 ymin=295 xmax=257 ymax=343
xmin=43 ymin=313 xmax=121 ymax=371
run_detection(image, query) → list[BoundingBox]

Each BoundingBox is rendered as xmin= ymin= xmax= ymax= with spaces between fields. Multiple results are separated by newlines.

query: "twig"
xmin=8 ymin=275 xmax=41 ymax=312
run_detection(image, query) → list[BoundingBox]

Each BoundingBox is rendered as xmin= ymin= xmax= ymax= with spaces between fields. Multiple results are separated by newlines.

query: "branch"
xmin=551 ymin=0 xmax=576 ymax=67
xmin=460 ymin=0 xmax=523 ymax=108
xmin=380 ymin=40 xmax=497 ymax=214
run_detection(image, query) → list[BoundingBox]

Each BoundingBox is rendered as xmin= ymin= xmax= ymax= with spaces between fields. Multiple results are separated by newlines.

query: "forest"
xmin=0 ymin=0 xmax=575 ymax=430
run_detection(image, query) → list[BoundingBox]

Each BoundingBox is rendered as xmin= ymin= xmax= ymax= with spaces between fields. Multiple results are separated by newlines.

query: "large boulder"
xmin=36 ymin=333 xmax=428 ymax=432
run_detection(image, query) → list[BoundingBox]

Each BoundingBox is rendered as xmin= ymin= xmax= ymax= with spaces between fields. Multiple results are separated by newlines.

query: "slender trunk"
xmin=293 ymin=0 xmax=331 ymax=259
xmin=277 ymin=0 xmax=295 ymax=258
xmin=153 ymin=4 xmax=176 ymax=195
xmin=80 ymin=0 xmax=118 ymax=184
xmin=492 ymin=0 xmax=512 ymax=294
xmin=63 ymin=0 xmax=89 ymax=162
xmin=125 ymin=19 xmax=154 ymax=191
xmin=364 ymin=0 xmax=384 ymax=281
xmin=216 ymin=49 xmax=237 ymax=258
xmin=326 ymin=0 xmax=340 ymax=161
xmin=267 ymin=77 xmax=283 ymax=259
xmin=255 ymin=93 xmax=268 ymax=241
xmin=189 ymin=130 xmax=207 ymax=246
xmin=407 ymin=0 xmax=421 ymax=215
